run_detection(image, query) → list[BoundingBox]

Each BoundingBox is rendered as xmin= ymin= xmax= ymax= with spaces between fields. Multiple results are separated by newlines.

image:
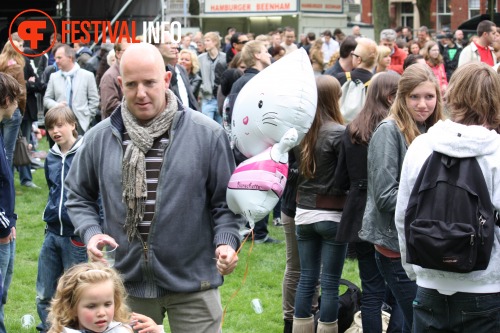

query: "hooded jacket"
xmin=0 ymin=133 xmax=16 ymax=238
xmin=395 ymin=120 xmax=500 ymax=295
xmin=43 ymin=138 xmax=83 ymax=236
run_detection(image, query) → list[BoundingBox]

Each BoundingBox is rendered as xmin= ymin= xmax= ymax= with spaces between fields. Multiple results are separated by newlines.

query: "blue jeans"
xmin=357 ymin=241 xmax=387 ymax=332
xmin=0 ymin=239 xmax=15 ymax=333
xmin=0 ymin=108 xmax=22 ymax=168
xmin=375 ymin=251 xmax=417 ymax=333
xmin=295 ymin=221 xmax=347 ymax=323
xmin=18 ymin=118 xmax=33 ymax=185
xmin=356 ymin=242 xmax=406 ymax=333
xmin=413 ymin=286 xmax=500 ymax=332
xmin=201 ymin=98 xmax=222 ymax=124
xmin=36 ymin=232 xmax=88 ymax=331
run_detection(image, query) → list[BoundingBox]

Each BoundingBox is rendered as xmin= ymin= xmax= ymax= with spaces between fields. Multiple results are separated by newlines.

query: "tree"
xmin=372 ymin=0 xmax=390 ymax=43
xmin=416 ymin=0 xmax=431 ymax=28
xmin=189 ymin=0 xmax=200 ymax=27
xmin=488 ymin=0 xmax=495 ymax=19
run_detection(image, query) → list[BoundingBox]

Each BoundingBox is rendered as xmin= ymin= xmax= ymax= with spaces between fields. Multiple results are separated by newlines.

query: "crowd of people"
xmin=0 ymin=19 xmax=498 ymax=333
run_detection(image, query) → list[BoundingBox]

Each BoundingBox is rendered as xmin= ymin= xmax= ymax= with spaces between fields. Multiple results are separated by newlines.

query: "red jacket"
xmin=388 ymin=45 xmax=407 ymax=74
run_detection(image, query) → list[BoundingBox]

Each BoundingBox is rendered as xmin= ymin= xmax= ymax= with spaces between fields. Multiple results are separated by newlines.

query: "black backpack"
xmin=317 ymin=279 xmax=361 ymax=333
xmin=338 ymin=279 xmax=362 ymax=333
xmin=404 ymin=151 xmax=496 ymax=273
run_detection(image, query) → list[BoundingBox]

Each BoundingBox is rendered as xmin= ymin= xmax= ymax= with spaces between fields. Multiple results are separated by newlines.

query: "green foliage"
xmin=6 ymin=139 xmax=361 ymax=332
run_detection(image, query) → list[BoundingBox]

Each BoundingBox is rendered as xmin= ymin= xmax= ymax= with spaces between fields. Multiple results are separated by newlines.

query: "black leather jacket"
xmin=297 ymin=121 xmax=347 ymax=210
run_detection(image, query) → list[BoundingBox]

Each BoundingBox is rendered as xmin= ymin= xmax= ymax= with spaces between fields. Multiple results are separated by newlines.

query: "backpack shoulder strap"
xmin=364 ymin=80 xmax=371 ymax=87
xmin=345 ymin=72 xmax=351 ymax=81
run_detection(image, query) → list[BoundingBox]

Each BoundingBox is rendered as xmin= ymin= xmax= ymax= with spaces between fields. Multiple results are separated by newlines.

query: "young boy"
xmin=36 ymin=105 xmax=88 ymax=333
xmin=0 ymin=72 xmax=22 ymax=333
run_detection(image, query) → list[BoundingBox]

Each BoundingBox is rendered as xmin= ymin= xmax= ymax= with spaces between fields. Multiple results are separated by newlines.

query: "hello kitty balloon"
xmin=227 ymin=128 xmax=298 ymax=228
xmin=231 ymin=48 xmax=317 ymax=158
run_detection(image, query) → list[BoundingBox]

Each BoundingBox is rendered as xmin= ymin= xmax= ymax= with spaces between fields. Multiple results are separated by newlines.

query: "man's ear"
xmin=117 ymin=76 xmax=123 ymax=90
xmin=164 ymin=71 xmax=172 ymax=88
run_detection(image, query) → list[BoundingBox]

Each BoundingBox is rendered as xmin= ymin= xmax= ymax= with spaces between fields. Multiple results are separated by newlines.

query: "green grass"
xmin=6 ymin=139 xmax=361 ymax=332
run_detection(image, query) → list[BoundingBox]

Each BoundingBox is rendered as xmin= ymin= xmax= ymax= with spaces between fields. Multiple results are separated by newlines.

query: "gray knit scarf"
xmin=121 ymin=90 xmax=177 ymax=240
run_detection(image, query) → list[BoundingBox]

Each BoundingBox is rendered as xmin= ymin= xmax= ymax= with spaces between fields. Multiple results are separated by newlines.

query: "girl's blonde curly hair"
xmin=47 ymin=262 xmax=132 ymax=333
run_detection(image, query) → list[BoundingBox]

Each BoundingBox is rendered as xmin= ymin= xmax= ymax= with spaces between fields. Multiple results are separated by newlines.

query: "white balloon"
xmin=231 ymin=48 xmax=317 ymax=158
xmin=227 ymin=129 xmax=298 ymax=227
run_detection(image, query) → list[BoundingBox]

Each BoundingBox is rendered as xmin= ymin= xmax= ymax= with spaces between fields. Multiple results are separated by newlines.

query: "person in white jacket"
xmin=395 ymin=62 xmax=500 ymax=332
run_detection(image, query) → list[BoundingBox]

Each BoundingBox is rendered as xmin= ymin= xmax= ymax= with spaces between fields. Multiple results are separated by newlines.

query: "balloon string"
xmin=220 ymin=228 xmax=255 ymax=327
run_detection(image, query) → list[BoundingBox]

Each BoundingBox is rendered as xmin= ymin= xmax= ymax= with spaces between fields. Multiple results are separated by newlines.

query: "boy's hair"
xmin=0 ymin=73 xmax=21 ymax=109
xmin=446 ymin=62 xmax=500 ymax=129
xmin=45 ymin=106 xmax=79 ymax=138
xmin=204 ymin=32 xmax=221 ymax=49
xmin=240 ymin=40 xmax=264 ymax=68
xmin=47 ymin=262 xmax=131 ymax=333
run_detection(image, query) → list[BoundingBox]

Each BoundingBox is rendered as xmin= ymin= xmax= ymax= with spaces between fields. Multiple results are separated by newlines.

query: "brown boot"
xmin=316 ymin=320 xmax=338 ymax=333
xmin=292 ymin=316 xmax=315 ymax=333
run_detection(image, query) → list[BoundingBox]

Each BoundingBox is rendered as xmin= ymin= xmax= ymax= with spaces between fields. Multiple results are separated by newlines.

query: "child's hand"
xmin=130 ymin=312 xmax=164 ymax=333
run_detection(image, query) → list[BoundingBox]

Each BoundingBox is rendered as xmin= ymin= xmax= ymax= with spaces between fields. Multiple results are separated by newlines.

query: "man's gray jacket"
xmin=65 ymin=101 xmax=241 ymax=297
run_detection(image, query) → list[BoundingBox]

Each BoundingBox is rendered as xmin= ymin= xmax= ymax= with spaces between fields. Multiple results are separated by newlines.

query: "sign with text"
xmin=300 ymin=0 xmax=343 ymax=13
xmin=204 ymin=0 xmax=297 ymax=13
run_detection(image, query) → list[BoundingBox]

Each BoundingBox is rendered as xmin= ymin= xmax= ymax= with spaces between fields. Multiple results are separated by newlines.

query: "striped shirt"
xmin=122 ymin=131 xmax=169 ymax=242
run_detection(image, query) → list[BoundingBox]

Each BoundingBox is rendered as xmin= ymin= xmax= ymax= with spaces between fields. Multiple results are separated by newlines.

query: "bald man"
xmin=65 ymin=43 xmax=241 ymax=333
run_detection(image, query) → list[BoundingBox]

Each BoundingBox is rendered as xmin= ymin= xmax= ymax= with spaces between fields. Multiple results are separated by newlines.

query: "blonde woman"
xmin=374 ymin=45 xmax=392 ymax=73
xmin=360 ymin=64 xmax=444 ymax=332
xmin=179 ymin=49 xmax=201 ymax=97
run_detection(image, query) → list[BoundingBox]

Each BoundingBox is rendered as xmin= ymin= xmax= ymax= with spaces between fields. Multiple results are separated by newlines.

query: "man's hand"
xmin=0 ymin=227 xmax=15 ymax=244
xmin=87 ymin=234 xmax=118 ymax=264
xmin=215 ymin=244 xmax=238 ymax=275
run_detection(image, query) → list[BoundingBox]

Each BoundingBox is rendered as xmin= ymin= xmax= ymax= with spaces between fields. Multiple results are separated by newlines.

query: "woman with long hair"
xmin=293 ymin=75 xmax=347 ymax=333
xmin=359 ymin=64 xmax=444 ymax=332
xmin=422 ymin=41 xmax=448 ymax=95
xmin=334 ymin=72 xmax=403 ymax=332
xmin=408 ymin=40 xmax=420 ymax=55
xmin=309 ymin=39 xmax=324 ymax=76
xmin=0 ymin=40 xmax=26 ymax=167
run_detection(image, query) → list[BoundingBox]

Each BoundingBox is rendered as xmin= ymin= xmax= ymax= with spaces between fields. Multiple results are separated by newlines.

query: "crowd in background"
xmin=0 ymin=18 xmax=499 ymax=333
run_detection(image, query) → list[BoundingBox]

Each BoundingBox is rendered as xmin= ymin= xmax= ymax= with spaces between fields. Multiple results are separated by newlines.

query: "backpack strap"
xmin=364 ymin=80 xmax=371 ymax=87
xmin=345 ymin=72 xmax=351 ymax=81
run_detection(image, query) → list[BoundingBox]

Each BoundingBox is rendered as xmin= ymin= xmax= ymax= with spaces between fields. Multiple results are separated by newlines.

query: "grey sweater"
xmin=198 ymin=51 xmax=226 ymax=99
xmin=65 ymin=102 xmax=242 ymax=297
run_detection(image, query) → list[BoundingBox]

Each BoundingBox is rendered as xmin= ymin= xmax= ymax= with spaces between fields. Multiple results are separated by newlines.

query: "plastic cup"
xmin=97 ymin=241 xmax=117 ymax=267
xmin=21 ymin=314 xmax=35 ymax=329
xmin=251 ymin=298 xmax=263 ymax=314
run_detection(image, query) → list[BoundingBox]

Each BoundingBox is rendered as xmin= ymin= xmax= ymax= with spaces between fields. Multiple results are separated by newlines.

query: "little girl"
xmin=47 ymin=262 xmax=164 ymax=333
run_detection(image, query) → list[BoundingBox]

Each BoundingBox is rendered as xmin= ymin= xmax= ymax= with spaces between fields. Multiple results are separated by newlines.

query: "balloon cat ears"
xmin=231 ymin=48 xmax=318 ymax=159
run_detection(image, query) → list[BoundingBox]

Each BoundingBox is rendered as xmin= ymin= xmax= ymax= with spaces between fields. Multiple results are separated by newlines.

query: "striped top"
xmin=122 ymin=131 xmax=170 ymax=242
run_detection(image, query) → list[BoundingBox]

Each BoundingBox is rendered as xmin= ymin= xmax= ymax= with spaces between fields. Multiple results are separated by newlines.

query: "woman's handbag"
xmin=13 ymin=134 xmax=31 ymax=167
